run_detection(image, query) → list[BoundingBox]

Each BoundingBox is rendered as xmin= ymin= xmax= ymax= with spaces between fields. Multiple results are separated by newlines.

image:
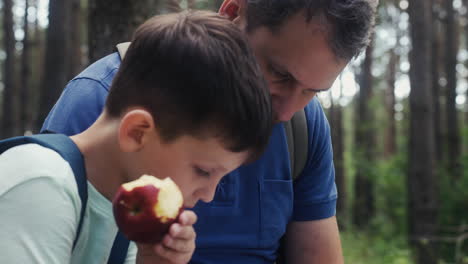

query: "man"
xmin=42 ymin=1 xmax=378 ymax=263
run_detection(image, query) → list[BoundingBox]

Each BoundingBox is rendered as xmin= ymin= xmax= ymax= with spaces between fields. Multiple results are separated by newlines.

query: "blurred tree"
xmin=68 ymin=0 xmax=83 ymax=79
xmin=2 ymin=0 xmax=20 ymax=138
xmin=385 ymin=45 xmax=398 ymax=157
xmin=465 ymin=0 xmax=468 ymax=128
xmin=408 ymin=0 xmax=439 ymax=263
xmin=30 ymin=0 xmax=45 ymax=131
xmin=88 ymin=0 xmax=161 ymax=63
xmin=444 ymin=0 xmax=461 ymax=178
xmin=37 ymin=0 xmax=71 ymax=129
xmin=353 ymin=40 xmax=375 ymax=228
xmin=330 ymin=80 xmax=346 ymax=219
xmin=432 ymin=0 xmax=444 ymax=163
xmin=21 ymin=0 xmax=32 ymax=133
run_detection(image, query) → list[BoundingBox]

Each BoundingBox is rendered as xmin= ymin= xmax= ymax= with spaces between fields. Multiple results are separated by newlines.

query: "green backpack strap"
xmin=284 ymin=109 xmax=308 ymax=181
xmin=116 ymin=42 xmax=131 ymax=59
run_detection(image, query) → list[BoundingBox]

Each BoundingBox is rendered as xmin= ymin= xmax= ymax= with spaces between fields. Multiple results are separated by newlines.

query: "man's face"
xmin=246 ymin=12 xmax=348 ymax=122
xmin=132 ymin=132 xmax=249 ymax=208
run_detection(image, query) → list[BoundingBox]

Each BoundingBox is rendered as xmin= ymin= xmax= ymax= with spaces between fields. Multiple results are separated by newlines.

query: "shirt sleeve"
xmin=124 ymin=242 xmax=138 ymax=264
xmin=0 ymin=176 xmax=79 ymax=263
xmin=292 ymin=98 xmax=338 ymax=221
xmin=40 ymin=78 xmax=110 ymax=136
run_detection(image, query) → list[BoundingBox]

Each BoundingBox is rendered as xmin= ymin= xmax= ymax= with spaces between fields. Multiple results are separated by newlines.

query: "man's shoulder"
xmin=303 ymin=97 xmax=330 ymax=137
xmin=73 ymin=53 xmax=121 ymax=88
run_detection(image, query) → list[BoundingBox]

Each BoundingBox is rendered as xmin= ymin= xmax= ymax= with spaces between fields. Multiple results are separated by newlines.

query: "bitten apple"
xmin=112 ymin=175 xmax=184 ymax=243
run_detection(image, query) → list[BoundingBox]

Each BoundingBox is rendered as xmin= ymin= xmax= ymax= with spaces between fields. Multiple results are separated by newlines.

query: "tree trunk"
xmin=432 ymin=6 xmax=444 ymax=163
xmin=444 ymin=0 xmax=461 ymax=178
xmin=68 ymin=0 xmax=83 ymax=80
xmin=465 ymin=0 xmax=468 ymax=131
xmin=21 ymin=0 xmax=32 ymax=133
xmin=88 ymin=0 xmax=161 ymax=63
xmin=408 ymin=0 xmax=439 ymax=263
xmin=330 ymin=83 xmax=346 ymax=220
xmin=30 ymin=0 xmax=45 ymax=132
xmin=1 ymin=0 xmax=20 ymax=138
xmin=384 ymin=48 xmax=397 ymax=157
xmin=352 ymin=41 xmax=375 ymax=228
xmin=37 ymin=0 xmax=71 ymax=128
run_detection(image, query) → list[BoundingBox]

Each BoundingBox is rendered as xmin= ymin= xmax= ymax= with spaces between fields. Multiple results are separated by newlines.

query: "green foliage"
xmin=372 ymin=154 xmax=408 ymax=236
xmin=436 ymin=152 xmax=468 ymax=263
xmin=342 ymin=230 xmax=413 ymax=264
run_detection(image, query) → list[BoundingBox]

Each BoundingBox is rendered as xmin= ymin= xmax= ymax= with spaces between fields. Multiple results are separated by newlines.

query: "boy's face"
xmin=128 ymin=130 xmax=249 ymax=208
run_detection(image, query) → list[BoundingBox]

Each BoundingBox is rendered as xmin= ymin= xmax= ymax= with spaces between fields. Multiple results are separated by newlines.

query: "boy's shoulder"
xmin=0 ymin=144 xmax=76 ymax=194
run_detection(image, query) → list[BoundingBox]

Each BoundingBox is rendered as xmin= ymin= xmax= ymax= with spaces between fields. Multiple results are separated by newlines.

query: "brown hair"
xmin=105 ymin=10 xmax=272 ymax=160
xmin=246 ymin=0 xmax=378 ymax=60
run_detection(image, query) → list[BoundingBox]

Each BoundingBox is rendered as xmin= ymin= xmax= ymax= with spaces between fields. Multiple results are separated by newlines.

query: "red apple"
xmin=112 ymin=175 xmax=184 ymax=244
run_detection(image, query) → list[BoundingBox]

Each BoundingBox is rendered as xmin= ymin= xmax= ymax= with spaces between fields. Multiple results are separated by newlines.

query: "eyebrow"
xmin=267 ymin=58 xmax=329 ymax=93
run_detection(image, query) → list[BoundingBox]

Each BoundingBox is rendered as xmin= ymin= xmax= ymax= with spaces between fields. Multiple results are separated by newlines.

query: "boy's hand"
xmin=136 ymin=210 xmax=197 ymax=264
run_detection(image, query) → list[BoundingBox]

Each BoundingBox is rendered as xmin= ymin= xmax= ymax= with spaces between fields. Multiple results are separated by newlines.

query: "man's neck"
xmin=70 ymin=114 xmax=125 ymax=201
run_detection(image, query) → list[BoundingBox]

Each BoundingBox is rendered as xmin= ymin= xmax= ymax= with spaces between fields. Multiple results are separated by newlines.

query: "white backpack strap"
xmin=116 ymin=42 xmax=131 ymax=60
xmin=284 ymin=109 xmax=308 ymax=181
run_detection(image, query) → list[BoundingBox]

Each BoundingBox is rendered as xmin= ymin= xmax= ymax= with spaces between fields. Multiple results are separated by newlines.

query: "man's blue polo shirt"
xmin=42 ymin=53 xmax=337 ymax=264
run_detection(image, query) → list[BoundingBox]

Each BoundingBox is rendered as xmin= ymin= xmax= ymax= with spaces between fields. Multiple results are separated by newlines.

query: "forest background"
xmin=0 ymin=0 xmax=467 ymax=263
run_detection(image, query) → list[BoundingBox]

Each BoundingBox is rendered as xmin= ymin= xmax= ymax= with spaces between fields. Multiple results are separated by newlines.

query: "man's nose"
xmin=274 ymin=96 xmax=303 ymax=122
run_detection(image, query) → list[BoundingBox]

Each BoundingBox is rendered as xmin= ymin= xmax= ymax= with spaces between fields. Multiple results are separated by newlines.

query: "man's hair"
xmin=106 ymin=10 xmax=272 ymax=159
xmin=246 ymin=0 xmax=378 ymax=60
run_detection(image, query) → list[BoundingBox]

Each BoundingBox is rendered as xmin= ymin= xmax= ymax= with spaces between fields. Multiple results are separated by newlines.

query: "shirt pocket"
xmin=259 ymin=179 xmax=293 ymax=248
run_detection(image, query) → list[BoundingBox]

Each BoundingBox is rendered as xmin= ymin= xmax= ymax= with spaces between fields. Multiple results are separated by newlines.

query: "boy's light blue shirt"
xmin=42 ymin=53 xmax=337 ymax=263
xmin=0 ymin=144 xmax=137 ymax=264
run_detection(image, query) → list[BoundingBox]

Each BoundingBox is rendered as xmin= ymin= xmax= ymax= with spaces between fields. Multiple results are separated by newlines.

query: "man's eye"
xmin=194 ymin=167 xmax=210 ymax=177
xmin=270 ymin=67 xmax=291 ymax=82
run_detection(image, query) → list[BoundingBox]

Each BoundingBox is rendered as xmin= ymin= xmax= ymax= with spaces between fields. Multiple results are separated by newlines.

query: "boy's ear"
xmin=118 ymin=109 xmax=155 ymax=153
xmin=219 ymin=0 xmax=246 ymax=21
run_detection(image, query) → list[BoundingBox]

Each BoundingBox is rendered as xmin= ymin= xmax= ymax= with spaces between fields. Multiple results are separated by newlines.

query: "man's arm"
xmin=286 ymin=98 xmax=343 ymax=263
xmin=284 ymin=216 xmax=344 ymax=264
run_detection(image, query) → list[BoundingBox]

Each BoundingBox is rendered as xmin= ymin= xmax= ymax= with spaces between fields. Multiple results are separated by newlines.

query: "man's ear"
xmin=118 ymin=109 xmax=155 ymax=153
xmin=219 ymin=0 xmax=246 ymax=22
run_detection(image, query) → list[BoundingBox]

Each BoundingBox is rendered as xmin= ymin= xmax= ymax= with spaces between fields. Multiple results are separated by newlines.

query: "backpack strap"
xmin=0 ymin=134 xmax=87 ymax=249
xmin=276 ymin=110 xmax=308 ymax=264
xmin=116 ymin=42 xmax=131 ymax=59
xmin=284 ymin=109 xmax=308 ymax=181
xmin=0 ymin=134 xmax=129 ymax=264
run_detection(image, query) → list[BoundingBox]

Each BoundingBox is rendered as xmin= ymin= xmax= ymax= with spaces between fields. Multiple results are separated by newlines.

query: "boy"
xmin=0 ymin=11 xmax=272 ymax=264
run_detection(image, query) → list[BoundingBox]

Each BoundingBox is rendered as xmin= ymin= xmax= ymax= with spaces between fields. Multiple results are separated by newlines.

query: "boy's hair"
xmin=246 ymin=0 xmax=378 ymax=60
xmin=105 ymin=11 xmax=272 ymax=159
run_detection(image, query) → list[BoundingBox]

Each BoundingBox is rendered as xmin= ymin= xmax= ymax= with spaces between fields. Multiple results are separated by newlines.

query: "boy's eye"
xmin=194 ymin=166 xmax=211 ymax=177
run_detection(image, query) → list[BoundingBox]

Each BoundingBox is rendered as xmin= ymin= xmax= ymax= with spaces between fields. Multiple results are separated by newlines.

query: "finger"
xmin=178 ymin=210 xmax=197 ymax=226
xmin=155 ymin=243 xmax=193 ymax=264
xmin=168 ymin=223 xmax=196 ymax=240
xmin=162 ymin=233 xmax=195 ymax=253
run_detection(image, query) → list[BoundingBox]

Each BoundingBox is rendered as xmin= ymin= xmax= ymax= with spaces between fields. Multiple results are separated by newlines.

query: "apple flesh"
xmin=112 ymin=175 xmax=184 ymax=244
